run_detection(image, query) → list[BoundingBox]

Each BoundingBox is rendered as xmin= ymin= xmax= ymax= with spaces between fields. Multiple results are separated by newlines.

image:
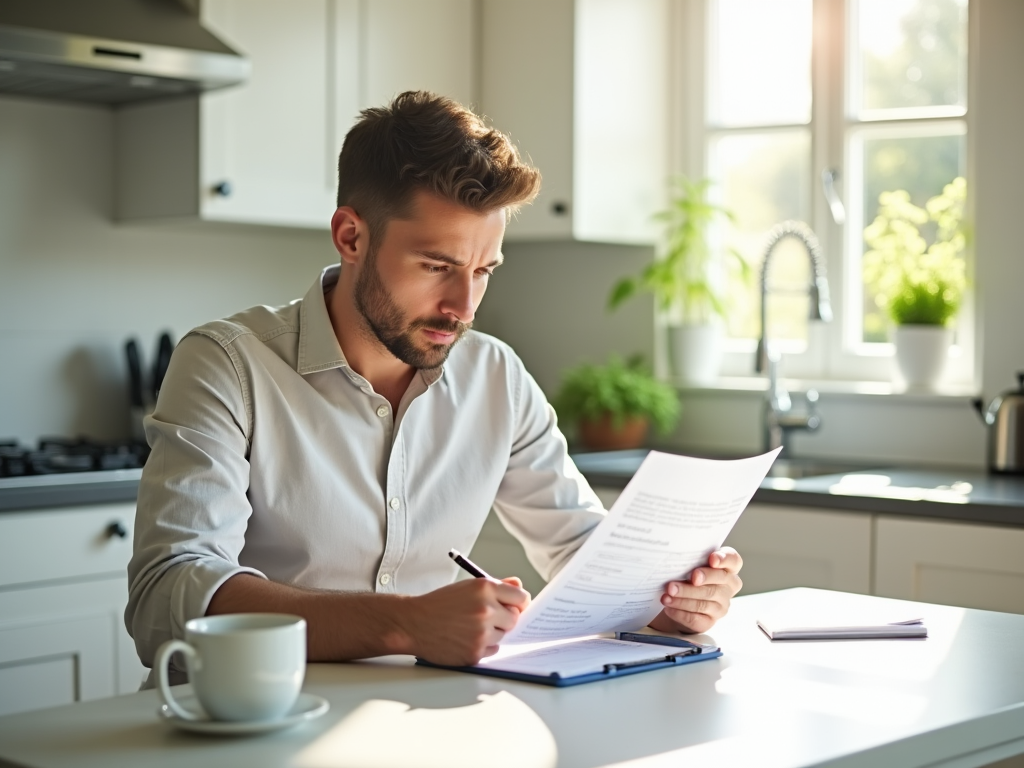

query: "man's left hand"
xmin=648 ymin=547 xmax=743 ymax=635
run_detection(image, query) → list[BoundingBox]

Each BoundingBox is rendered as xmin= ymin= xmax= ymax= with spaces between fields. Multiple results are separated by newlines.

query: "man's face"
xmin=353 ymin=191 xmax=506 ymax=370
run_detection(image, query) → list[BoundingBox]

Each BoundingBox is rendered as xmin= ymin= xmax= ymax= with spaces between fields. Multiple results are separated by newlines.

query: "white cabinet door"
xmin=0 ymin=505 xmax=147 ymax=716
xmin=875 ymin=516 xmax=1024 ymax=614
xmin=200 ymin=0 xmax=339 ymax=228
xmin=0 ymin=612 xmax=114 ymax=717
xmin=481 ymin=0 xmax=576 ymax=240
xmin=723 ymin=504 xmax=873 ymax=596
xmin=481 ymin=0 xmax=669 ymax=243
xmin=0 ymin=577 xmax=147 ymax=716
xmin=363 ymin=0 xmax=476 ymax=110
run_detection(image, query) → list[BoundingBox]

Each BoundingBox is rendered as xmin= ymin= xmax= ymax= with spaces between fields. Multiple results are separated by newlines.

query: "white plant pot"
xmin=668 ymin=323 xmax=724 ymax=386
xmin=893 ymin=325 xmax=953 ymax=391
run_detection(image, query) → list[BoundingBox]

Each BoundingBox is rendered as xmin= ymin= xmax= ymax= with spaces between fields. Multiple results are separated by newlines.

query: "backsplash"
xmin=0 ymin=96 xmax=335 ymax=442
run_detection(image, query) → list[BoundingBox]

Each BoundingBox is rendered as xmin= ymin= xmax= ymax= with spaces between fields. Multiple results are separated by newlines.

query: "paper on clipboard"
xmin=502 ymin=448 xmax=781 ymax=644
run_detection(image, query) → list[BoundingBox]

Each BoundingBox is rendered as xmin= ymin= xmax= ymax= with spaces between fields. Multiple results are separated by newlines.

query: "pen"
xmin=448 ymin=548 xmax=497 ymax=580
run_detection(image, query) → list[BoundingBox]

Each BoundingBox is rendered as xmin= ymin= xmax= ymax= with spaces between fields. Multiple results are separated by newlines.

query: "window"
xmin=678 ymin=0 xmax=971 ymax=385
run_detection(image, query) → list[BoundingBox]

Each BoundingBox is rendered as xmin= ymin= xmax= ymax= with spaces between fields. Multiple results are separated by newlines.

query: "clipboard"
xmin=415 ymin=633 xmax=722 ymax=687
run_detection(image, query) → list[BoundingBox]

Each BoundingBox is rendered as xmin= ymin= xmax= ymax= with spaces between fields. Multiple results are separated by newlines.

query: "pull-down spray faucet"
xmin=755 ymin=221 xmax=832 ymax=454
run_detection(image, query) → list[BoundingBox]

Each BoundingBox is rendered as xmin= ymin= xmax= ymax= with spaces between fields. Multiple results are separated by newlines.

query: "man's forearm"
xmin=206 ymin=573 xmax=414 ymax=661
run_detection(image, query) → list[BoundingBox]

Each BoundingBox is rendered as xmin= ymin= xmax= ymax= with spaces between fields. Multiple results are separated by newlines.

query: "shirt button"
xmin=376 ymin=405 xmax=389 ymax=418
xmin=379 ymin=573 xmax=391 ymax=586
xmin=389 ymin=497 xmax=400 ymax=510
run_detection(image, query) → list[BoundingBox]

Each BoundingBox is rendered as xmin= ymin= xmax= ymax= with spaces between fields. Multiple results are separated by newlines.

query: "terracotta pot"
xmin=577 ymin=414 xmax=649 ymax=451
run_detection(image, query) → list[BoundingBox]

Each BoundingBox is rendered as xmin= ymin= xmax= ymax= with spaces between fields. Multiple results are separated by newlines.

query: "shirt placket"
xmin=374 ymin=398 xmax=407 ymax=593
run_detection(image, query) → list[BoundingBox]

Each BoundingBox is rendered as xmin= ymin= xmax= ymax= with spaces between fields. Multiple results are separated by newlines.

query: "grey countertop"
xmin=0 ymin=469 xmax=142 ymax=512
xmin=572 ymin=449 xmax=1024 ymax=528
xmin=4 ymin=452 xmax=1024 ymax=528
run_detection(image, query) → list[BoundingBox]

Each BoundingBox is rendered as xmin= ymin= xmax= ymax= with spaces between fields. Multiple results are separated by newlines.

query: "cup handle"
xmin=155 ymin=639 xmax=203 ymax=721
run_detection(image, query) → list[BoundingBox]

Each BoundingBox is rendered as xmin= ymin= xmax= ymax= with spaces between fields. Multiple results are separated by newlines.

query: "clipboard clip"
xmin=603 ymin=646 xmax=700 ymax=673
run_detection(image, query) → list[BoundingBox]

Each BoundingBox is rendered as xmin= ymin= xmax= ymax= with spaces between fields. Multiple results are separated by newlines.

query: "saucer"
xmin=157 ymin=692 xmax=330 ymax=735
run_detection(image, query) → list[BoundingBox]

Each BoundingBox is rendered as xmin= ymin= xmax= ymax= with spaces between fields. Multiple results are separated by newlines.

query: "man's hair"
xmin=336 ymin=91 xmax=541 ymax=246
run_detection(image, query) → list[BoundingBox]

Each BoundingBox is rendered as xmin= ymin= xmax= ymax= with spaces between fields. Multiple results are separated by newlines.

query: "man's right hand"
xmin=405 ymin=577 xmax=530 ymax=666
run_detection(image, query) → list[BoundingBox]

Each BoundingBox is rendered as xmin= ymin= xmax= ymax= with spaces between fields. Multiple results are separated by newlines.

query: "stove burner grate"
xmin=0 ymin=438 xmax=150 ymax=477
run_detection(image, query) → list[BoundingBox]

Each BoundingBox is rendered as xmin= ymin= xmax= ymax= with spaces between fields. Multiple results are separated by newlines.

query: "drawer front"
xmin=0 ymin=503 xmax=136 ymax=588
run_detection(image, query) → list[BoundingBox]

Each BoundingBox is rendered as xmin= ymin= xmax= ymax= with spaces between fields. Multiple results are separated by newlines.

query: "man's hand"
xmin=404 ymin=577 xmax=530 ymax=666
xmin=648 ymin=547 xmax=743 ymax=635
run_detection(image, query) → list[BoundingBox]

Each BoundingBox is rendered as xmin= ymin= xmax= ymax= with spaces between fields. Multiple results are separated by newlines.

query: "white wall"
xmin=473 ymin=241 xmax=656 ymax=396
xmin=0 ymin=96 xmax=336 ymax=443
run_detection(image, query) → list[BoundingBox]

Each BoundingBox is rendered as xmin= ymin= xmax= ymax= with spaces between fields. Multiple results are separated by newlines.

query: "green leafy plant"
xmin=608 ymin=176 xmax=749 ymax=325
xmin=862 ymin=177 xmax=968 ymax=326
xmin=553 ymin=355 xmax=681 ymax=434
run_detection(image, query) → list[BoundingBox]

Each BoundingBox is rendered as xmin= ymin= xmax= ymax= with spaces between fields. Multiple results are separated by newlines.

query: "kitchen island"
xmin=0 ymin=588 xmax=1022 ymax=768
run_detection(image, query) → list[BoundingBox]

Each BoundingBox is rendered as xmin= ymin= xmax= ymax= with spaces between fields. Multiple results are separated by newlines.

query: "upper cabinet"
xmin=115 ymin=0 xmax=476 ymax=230
xmin=481 ymin=0 xmax=671 ymax=244
xmin=360 ymin=0 xmax=476 ymax=114
xmin=114 ymin=0 xmax=666 ymax=241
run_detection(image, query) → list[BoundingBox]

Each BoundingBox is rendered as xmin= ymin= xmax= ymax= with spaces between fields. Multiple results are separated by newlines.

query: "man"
xmin=126 ymin=92 xmax=742 ymax=675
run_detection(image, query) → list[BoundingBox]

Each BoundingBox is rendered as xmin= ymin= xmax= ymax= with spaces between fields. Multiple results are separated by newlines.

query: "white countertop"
xmin=1 ymin=588 xmax=1023 ymax=768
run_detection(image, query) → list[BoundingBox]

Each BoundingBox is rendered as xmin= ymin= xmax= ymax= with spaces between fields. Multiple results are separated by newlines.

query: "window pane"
xmin=709 ymin=0 xmax=812 ymax=127
xmin=709 ymin=130 xmax=812 ymax=342
xmin=857 ymin=129 xmax=966 ymax=342
xmin=854 ymin=0 xmax=968 ymax=116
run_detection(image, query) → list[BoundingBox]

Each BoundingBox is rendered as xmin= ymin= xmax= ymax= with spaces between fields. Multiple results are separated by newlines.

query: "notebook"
xmin=756 ymin=616 xmax=927 ymax=640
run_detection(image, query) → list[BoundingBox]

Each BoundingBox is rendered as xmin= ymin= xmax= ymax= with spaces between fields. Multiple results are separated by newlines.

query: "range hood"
xmin=0 ymin=0 xmax=249 ymax=105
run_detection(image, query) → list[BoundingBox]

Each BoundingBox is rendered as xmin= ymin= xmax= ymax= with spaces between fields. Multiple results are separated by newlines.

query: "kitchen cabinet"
xmin=115 ymin=0 xmax=475 ymax=230
xmin=875 ymin=516 xmax=1024 ymax=615
xmin=480 ymin=0 xmax=671 ymax=243
xmin=361 ymin=1 xmax=475 ymax=113
xmin=723 ymin=504 xmax=873 ymax=596
xmin=0 ymin=505 xmax=145 ymax=717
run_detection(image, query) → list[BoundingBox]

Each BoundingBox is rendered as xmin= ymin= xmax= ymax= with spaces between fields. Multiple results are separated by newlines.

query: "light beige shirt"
xmin=126 ymin=265 xmax=605 ymax=667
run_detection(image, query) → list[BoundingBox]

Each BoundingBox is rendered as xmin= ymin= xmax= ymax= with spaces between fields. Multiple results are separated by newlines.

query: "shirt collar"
xmin=296 ymin=264 xmax=446 ymax=387
xmin=297 ymin=265 xmax=349 ymax=375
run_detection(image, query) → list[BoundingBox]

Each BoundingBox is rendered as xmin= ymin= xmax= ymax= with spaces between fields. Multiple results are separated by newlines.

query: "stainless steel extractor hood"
xmin=0 ymin=0 xmax=249 ymax=105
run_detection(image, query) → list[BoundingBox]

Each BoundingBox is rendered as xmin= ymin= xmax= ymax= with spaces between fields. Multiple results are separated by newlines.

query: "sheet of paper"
xmin=503 ymin=448 xmax=781 ymax=644
xmin=479 ymin=637 xmax=690 ymax=678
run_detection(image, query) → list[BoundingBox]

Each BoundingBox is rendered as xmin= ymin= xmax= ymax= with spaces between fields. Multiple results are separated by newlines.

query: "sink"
xmin=765 ymin=458 xmax=872 ymax=480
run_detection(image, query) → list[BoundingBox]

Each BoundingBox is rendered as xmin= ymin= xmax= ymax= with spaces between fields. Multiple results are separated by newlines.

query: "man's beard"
xmin=354 ymin=252 xmax=471 ymax=370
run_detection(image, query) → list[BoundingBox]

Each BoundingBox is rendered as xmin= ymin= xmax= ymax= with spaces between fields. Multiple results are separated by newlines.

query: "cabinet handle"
xmin=107 ymin=521 xmax=128 ymax=539
xmin=212 ymin=181 xmax=233 ymax=197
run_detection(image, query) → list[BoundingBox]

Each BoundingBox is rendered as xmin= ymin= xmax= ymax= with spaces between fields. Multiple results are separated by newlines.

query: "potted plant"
xmin=608 ymin=176 xmax=749 ymax=386
xmin=863 ymin=177 xmax=968 ymax=391
xmin=553 ymin=356 xmax=681 ymax=451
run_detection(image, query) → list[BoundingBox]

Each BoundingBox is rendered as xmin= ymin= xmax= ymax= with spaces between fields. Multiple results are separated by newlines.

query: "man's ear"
xmin=331 ymin=206 xmax=368 ymax=266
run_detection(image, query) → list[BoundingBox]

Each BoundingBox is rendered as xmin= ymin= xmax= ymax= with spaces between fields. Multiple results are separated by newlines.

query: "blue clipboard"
xmin=415 ymin=634 xmax=723 ymax=687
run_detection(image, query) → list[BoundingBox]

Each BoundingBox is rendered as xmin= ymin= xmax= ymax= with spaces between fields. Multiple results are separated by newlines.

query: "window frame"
xmin=669 ymin=0 xmax=974 ymax=389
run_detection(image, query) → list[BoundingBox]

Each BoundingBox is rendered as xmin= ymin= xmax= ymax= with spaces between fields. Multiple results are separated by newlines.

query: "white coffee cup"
xmin=155 ymin=613 xmax=306 ymax=722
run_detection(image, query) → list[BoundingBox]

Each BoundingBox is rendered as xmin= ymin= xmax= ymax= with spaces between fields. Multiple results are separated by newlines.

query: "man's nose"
xmin=440 ymin=272 xmax=477 ymax=324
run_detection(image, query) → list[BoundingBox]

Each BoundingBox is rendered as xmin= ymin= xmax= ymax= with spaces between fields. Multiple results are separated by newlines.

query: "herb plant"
xmin=862 ymin=177 xmax=968 ymax=326
xmin=608 ymin=176 xmax=749 ymax=325
xmin=553 ymin=356 xmax=681 ymax=434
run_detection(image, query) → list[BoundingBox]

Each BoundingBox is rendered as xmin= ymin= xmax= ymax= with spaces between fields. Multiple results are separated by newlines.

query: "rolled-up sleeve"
xmin=492 ymin=362 xmax=606 ymax=581
xmin=125 ymin=331 xmax=266 ymax=668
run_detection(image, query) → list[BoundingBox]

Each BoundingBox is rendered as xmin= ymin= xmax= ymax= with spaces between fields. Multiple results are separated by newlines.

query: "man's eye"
xmin=425 ymin=264 xmax=447 ymax=274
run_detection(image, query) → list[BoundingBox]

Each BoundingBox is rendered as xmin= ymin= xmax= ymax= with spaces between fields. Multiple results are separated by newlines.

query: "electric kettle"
xmin=972 ymin=371 xmax=1024 ymax=474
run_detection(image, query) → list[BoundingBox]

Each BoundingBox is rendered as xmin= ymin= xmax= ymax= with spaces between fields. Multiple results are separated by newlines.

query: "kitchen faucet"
xmin=755 ymin=221 xmax=832 ymax=455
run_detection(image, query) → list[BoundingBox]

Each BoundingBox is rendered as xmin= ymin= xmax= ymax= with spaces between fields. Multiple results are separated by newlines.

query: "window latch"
xmin=821 ymin=168 xmax=846 ymax=225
